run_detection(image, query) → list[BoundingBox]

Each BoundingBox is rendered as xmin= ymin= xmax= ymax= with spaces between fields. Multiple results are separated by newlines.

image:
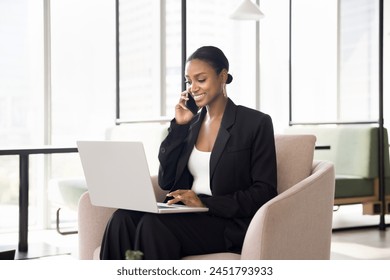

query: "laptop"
xmin=77 ymin=141 xmax=208 ymax=214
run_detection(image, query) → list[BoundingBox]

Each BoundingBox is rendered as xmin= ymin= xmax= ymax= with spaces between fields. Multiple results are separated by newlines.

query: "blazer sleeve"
xmin=158 ymin=119 xmax=190 ymax=190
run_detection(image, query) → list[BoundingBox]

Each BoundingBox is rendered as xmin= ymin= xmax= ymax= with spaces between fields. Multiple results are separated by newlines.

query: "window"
xmin=186 ymin=0 xmax=257 ymax=110
xmin=259 ymin=0 xmax=290 ymax=132
xmin=1 ymin=0 xmax=116 ymax=233
xmin=49 ymin=0 xmax=115 ymax=227
xmin=0 ymin=0 xmax=44 ymax=232
xmin=118 ymin=0 xmax=258 ymax=121
xmin=118 ymin=0 xmax=161 ymax=120
xmin=338 ymin=0 xmax=379 ymax=122
xmin=290 ymin=0 xmax=339 ymax=124
xmin=51 ymin=0 xmax=115 ymax=145
xmin=288 ymin=0 xmax=380 ymax=125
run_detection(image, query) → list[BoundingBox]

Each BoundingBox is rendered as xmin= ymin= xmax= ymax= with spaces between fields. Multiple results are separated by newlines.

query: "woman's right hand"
xmin=175 ymin=90 xmax=195 ymax=125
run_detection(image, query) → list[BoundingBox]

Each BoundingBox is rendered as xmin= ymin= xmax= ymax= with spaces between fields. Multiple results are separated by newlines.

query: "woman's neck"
xmin=205 ymin=96 xmax=228 ymax=121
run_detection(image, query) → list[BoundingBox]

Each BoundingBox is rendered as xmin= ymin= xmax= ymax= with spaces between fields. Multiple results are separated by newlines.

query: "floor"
xmin=0 ymin=226 xmax=78 ymax=260
xmin=330 ymin=204 xmax=390 ymax=260
xmin=1 ymin=205 xmax=389 ymax=260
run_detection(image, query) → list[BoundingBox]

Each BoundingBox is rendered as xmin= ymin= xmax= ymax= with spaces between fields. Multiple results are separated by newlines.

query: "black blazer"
xmin=158 ymin=98 xmax=277 ymax=251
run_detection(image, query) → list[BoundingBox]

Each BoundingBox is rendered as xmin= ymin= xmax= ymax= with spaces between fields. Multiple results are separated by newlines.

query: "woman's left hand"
xmin=166 ymin=189 xmax=205 ymax=207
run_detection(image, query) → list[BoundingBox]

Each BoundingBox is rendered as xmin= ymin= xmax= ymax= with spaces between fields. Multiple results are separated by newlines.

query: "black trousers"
xmin=99 ymin=209 xmax=234 ymax=260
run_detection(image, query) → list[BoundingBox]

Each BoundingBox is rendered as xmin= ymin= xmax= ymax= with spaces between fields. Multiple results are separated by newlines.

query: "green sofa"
xmin=285 ymin=125 xmax=390 ymax=214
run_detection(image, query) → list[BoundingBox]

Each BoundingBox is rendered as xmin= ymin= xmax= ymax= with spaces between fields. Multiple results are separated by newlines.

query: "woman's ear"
xmin=220 ymin=69 xmax=228 ymax=83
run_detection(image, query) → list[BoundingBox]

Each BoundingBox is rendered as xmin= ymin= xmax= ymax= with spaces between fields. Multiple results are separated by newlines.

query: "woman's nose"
xmin=191 ymin=82 xmax=199 ymax=93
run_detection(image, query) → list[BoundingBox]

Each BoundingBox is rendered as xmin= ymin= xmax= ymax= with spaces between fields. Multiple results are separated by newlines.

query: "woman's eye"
xmin=198 ymin=79 xmax=206 ymax=83
xmin=185 ymin=80 xmax=192 ymax=85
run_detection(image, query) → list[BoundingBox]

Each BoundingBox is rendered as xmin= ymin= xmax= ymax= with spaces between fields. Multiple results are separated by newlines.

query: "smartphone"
xmin=185 ymin=93 xmax=199 ymax=115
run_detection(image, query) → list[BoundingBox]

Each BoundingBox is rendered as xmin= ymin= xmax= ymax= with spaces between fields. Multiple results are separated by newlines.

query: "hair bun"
xmin=226 ymin=73 xmax=233 ymax=84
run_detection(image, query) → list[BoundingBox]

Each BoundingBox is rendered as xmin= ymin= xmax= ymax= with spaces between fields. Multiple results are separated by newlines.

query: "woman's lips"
xmin=192 ymin=93 xmax=205 ymax=102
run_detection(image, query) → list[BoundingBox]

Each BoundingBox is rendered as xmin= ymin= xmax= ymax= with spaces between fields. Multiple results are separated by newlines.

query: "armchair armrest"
xmin=241 ymin=161 xmax=335 ymax=260
xmin=77 ymin=191 xmax=116 ymax=260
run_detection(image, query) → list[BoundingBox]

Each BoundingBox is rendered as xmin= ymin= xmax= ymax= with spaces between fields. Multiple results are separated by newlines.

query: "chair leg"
xmin=56 ymin=208 xmax=78 ymax=235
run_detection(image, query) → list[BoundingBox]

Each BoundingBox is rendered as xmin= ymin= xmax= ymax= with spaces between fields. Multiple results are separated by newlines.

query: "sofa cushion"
xmin=285 ymin=125 xmax=390 ymax=178
xmin=335 ymin=176 xmax=376 ymax=198
xmin=284 ymin=125 xmax=390 ymax=201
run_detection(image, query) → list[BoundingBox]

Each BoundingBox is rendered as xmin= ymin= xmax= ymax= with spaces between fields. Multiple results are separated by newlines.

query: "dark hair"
xmin=187 ymin=46 xmax=233 ymax=84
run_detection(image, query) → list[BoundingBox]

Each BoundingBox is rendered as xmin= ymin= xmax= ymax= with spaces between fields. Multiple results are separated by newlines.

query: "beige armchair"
xmin=77 ymin=134 xmax=335 ymax=260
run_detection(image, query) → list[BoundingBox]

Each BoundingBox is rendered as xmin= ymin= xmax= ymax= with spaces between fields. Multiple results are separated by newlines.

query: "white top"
xmin=188 ymin=146 xmax=212 ymax=196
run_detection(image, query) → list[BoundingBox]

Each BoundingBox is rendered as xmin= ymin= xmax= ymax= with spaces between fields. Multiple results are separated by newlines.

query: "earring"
xmin=222 ymin=84 xmax=227 ymax=98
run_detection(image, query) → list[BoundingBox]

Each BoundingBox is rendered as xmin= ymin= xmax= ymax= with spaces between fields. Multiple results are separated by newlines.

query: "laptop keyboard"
xmin=157 ymin=203 xmax=182 ymax=209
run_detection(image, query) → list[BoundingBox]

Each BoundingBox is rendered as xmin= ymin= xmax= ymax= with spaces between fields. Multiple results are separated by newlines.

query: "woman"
xmin=100 ymin=46 xmax=277 ymax=260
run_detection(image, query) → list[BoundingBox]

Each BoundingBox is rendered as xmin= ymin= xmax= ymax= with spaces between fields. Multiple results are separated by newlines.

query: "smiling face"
xmin=185 ymin=59 xmax=227 ymax=108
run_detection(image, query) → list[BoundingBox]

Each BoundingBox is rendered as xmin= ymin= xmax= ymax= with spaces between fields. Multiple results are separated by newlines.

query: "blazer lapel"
xmin=210 ymin=99 xmax=237 ymax=181
xmin=173 ymin=99 xmax=237 ymax=187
